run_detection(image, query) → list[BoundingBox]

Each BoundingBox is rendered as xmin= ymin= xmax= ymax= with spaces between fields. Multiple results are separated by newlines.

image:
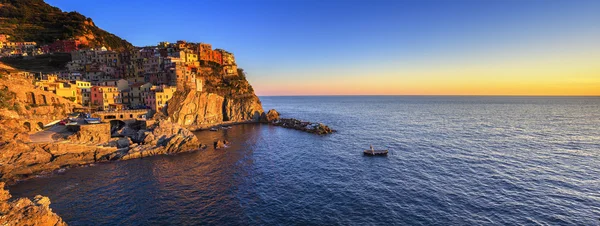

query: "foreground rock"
xmin=0 ymin=182 xmax=66 ymax=226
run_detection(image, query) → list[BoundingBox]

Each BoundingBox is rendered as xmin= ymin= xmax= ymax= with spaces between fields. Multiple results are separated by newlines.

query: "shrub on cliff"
xmin=0 ymin=86 xmax=16 ymax=109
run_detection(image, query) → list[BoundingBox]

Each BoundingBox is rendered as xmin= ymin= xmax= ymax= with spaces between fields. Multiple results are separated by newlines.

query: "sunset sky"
xmin=47 ymin=0 xmax=600 ymax=96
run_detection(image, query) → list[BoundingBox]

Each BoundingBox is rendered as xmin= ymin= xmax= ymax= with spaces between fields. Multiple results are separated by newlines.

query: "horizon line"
xmin=257 ymin=94 xmax=600 ymax=97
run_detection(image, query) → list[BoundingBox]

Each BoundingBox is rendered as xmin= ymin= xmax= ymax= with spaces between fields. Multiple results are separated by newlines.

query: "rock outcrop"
xmin=213 ymin=140 xmax=229 ymax=149
xmin=271 ymin=118 xmax=335 ymax=135
xmin=260 ymin=109 xmax=280 ymax=123
xmin=120 ymin=120 xmax=202 ymax=160
xmin=0 ymin=119 xmax=203 ymax=183
xmin=167 ymin=89 xmax=263 ymax=129
xmin=0 ymin=182 xmax=67 ymax=226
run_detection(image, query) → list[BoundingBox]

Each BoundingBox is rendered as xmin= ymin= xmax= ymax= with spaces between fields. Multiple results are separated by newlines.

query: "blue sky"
xmin=46 ymin=0 xmax=600 ymax=95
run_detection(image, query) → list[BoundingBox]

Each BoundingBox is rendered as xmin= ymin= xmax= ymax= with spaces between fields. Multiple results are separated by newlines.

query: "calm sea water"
xmin=9 ymin=96 xmax=600 ymax=225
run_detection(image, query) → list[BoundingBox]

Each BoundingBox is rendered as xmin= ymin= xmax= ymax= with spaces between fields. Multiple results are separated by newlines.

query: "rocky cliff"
xmin=167 ymin=69 xmax=264 ymax=129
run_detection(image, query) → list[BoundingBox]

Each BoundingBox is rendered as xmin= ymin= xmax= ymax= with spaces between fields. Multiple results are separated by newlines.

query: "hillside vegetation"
xmin=0 ymin=0 xmax=132 ymax=50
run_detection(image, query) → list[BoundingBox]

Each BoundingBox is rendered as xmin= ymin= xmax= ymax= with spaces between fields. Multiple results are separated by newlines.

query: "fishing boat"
xmin=85 ymin=118 xmax=101 ymax=124
xmin=66 ymin=121 xmax=78 ymax=126
xmin=209 ymin=127 xmax=218 ymax=131
xmin=364 ymin=146 xmax=388 ymax=156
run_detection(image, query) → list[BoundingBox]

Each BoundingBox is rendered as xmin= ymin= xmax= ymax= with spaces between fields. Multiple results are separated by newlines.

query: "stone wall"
xmin=68 ymin=123 xmax=111 ymax=144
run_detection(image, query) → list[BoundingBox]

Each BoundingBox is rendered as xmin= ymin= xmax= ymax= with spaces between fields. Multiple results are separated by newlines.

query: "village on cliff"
xmin=0 ymin=34 xmax=238 ymax=112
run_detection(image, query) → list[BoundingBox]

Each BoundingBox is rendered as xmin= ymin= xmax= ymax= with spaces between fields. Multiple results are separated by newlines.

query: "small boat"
xmin=364 ymin=149 xmax=388 ymax=156
xmin=209 ymin=127 xmax=218 ymax=131
xmin=85 ymin=118 xmax=101 ymax=124
xmin=66 ymin=121 xmax=78 ymax=126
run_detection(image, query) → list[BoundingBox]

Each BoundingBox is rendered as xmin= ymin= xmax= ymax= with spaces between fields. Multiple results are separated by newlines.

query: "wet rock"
xmin=271 ymin=118 xmax=335 ymax=135
xmin=213 ymin=140 xmax=229 ymax=149
xmin=0 ymin=182 xmax=67 ymax=226
xmin=261 ymin=109 xmax=280 ymax=123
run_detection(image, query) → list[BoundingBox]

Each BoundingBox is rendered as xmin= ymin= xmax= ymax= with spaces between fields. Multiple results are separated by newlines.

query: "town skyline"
xmin=45 ymin=0 xmax=600 ymax=96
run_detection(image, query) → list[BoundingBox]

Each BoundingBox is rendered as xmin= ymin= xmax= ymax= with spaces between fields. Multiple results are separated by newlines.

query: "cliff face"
xmin=167 ymin=69 xmax=264 ymax=128
xmin=167 ymin=90 xmax=263 ymax=127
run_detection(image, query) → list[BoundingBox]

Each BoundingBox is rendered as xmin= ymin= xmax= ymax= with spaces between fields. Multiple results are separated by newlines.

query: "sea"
xmin=8 ymin=96 xmax=600 ymax=225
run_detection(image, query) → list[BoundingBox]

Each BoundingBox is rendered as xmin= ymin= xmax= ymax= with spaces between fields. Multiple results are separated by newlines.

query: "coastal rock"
xmin=261 ymin=109 xmax=280 ymax=123
xmin=116 ymin=137 xmax=133 ymax=148
xmin=0 ymin=120 xmax=203 ymax=182
xmin=213 ymin=140 xmax=229 ymax=149
xmin=271 ymin=118 xmax=335 ymax=135
xmin=167 ymin=89 xmax=263 ymax=128
xmin=121 ymin=120 xmax=201 ymax=160
xmin=0 ymin=182 xmax=67 ymax=226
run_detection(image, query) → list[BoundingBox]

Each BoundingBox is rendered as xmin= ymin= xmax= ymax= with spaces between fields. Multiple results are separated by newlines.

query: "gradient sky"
xmin=46 ymin=0 xmax=600 ymax=96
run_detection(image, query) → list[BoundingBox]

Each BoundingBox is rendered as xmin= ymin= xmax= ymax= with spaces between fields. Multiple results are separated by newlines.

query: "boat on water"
xmin=364 ymin=149 xmax=388 ymax=156
xmin=209 ymin=127 xmax=218 ymax=131
xmin=65 ymin=121 xmax=78 ymax=126
xmin=85 ymin=118 xmax=101 ymax=124
xmin=364 ymin=145 xmax=388 ymax=156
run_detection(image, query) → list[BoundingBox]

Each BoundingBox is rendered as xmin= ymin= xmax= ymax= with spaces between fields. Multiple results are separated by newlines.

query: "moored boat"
xmin=363 ymin=149 xmax=388 ymax=156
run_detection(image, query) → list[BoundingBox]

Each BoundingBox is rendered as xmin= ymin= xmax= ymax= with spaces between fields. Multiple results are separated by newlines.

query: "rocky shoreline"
xmin=1 ymin=119 xmax=205 ymax=184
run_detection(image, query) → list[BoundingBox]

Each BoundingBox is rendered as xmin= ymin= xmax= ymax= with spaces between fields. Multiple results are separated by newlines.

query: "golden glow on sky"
xmin=254 ymin=51 xmax=600 ymax=96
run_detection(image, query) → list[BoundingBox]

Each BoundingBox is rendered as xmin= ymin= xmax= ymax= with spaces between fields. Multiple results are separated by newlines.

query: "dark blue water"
xmin=9 ymin=96 xmax=600 ymax=225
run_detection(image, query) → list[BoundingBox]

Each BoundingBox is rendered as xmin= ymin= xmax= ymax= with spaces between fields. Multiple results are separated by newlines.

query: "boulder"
xmin=266 ymin=109 xmax=280 ymax=122
xmin=260 ymin=109 xmax=280 ymax=123
xmin=214 ymin=140 xmax=229 ymax=149
xmin=116 ymin=137 xmax=133 ymax=148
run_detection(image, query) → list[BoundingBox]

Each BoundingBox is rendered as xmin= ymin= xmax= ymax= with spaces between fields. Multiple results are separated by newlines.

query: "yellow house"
xmin=145 ymin=86 xmax=177 ymax=111
xmin=54 ymin=83 xmax=79 ymax=102
xmin=70 ymin=80 xmax=91 ymax=105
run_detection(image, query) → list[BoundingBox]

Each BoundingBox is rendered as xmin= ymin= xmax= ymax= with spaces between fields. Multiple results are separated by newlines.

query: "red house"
xmin=43 ymin=40 xmax=82 ymax=53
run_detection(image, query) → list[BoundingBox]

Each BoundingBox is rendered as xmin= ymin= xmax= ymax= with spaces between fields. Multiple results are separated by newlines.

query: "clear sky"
xmin=46 ymin=0 xmax=600 ymax=96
